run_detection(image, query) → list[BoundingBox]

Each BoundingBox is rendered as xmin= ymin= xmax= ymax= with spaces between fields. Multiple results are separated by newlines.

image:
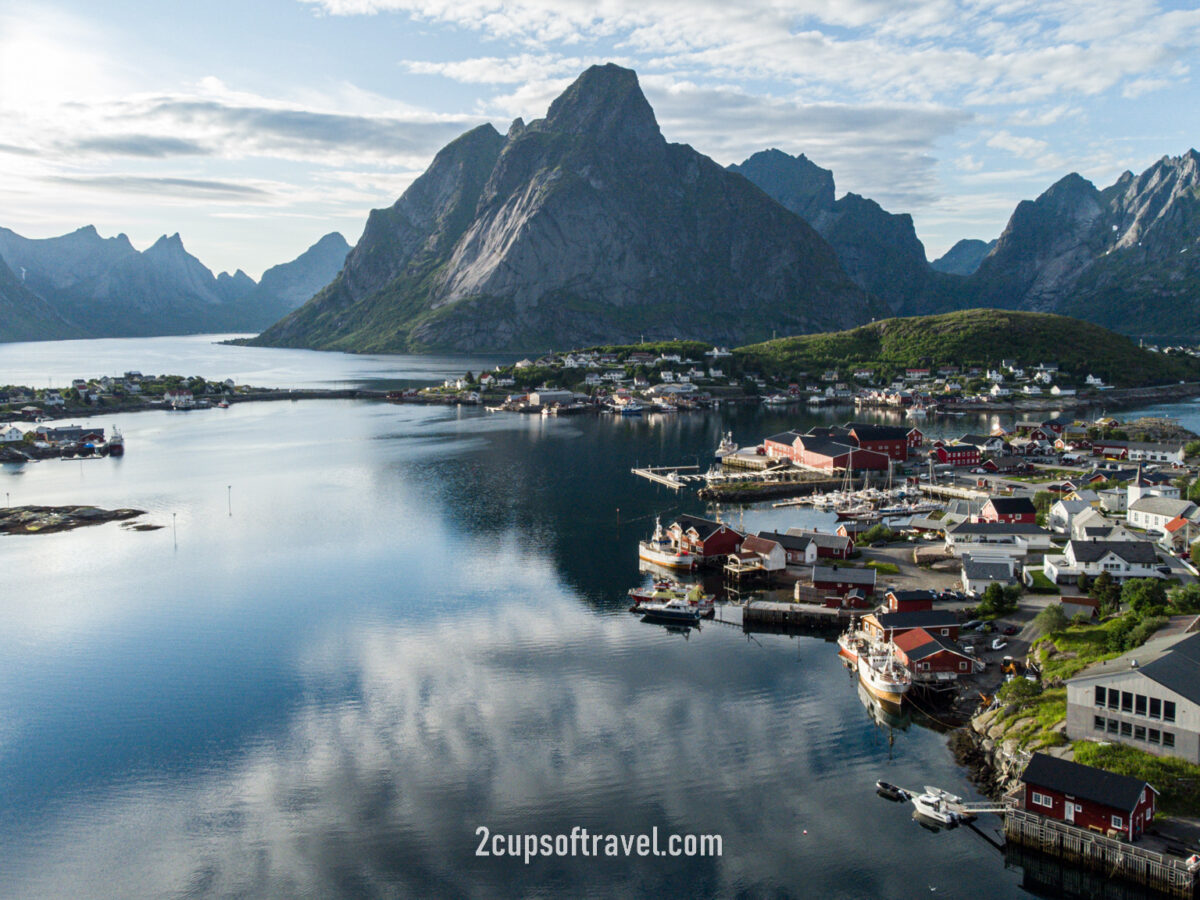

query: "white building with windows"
xmin=1066 ymin=627 xmax=1200 ymax=762
xmin=1042 ymin=540 xmax=1162 ymax=584
xmin=1127 ymin=497 xmax=1197 ymax=534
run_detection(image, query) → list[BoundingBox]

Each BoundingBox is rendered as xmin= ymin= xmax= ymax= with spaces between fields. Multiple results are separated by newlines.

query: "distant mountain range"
xmin=0 ymin=226 xmax=349 ymax=342
xmin=5 ymin=62 xmax=1200 ymax=350
xmin=250 ymin=64 xmax=884 ymax=353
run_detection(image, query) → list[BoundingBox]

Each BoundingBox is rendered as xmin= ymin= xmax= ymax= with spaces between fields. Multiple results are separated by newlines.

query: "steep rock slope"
xmin=253 ymin=65 xmax=882 ymax=353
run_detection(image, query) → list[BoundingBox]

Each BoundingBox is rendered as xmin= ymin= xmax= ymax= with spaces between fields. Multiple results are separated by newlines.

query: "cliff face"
xmin=0 ymin=253 xmax=80 ymax=343
xmin=253 ymin=64 xmax=883 ymax=353
xmin=931 ymin=239 xmax=996 ymax=276
xmin=966 ymin=151 xmax=1200 ymax=336
xmin=729 ymin=149 xmax=940 ymax=313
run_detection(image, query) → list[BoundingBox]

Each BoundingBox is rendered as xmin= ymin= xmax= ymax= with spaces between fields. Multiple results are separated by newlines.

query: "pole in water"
xmin=227 ymin=484 xmax=232 ymax=517
xmin=172 ymin=512 xmax=177 ymax=549
xmin=616 ymin=507 xmax=620 ymax=527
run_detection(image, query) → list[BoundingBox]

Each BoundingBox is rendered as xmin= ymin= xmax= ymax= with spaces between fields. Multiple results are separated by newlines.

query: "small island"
xmin=0 ymin=505 xmax=150 ymax=535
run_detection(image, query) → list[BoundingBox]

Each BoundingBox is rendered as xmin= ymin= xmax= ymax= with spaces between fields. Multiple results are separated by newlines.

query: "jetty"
xmin=631 ymin=465 xmax=702 ymax=490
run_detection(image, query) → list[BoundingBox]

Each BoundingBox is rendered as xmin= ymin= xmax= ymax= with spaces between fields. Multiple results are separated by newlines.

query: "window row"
xmin=1093 ymin=716 xmax=1175 ymax=747
xmin=1031 ymin=791 xmax=1053 ymax=808
xmin=1093 ymin=687 xmax=1176 ymax=722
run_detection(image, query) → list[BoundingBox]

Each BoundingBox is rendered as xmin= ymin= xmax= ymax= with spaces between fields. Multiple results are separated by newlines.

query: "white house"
xmin=1043 ymin=540 xmax=1163 ymax=584
xmin=1071 ymin=507 xmax=1139 ymax=543
xmin=961 ymin=555 xmax=1018 ymax=595
xmin=0 ymin=424 xmax=24 ymax=443
xmin=1050 ymin=385 xmax=1077 ymax=396
xmin=989 ymin=384 xmax=1012 ymax=398
xmin=1048 ymin=499 xmax=1092 ymax=534
xmin=1127 ymin=497 xmax=1197 ymax=535
xmin=944 ymin=522 xmax=1054 ymax=558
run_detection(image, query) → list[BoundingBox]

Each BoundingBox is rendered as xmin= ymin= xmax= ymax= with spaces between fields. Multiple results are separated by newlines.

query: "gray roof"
xmin=1128 ymin=496 xmax=1196 ymax=517
xmin=1023 ymin=753 xmax=1152 ymax=813
xmin=873 ymin=609 xmax=958 ymax=630
xmin=1067 ymin=540 xmax=1158 ymax=565
xmin=786 ymin=528 xmax=852 ymax=549
xmin=948 ymin=522 xmax=1049 ymax=536
xmin=813 ymin=565 xmax=876 ymax=585
xmin=1139 ymin=632 xmax=1200 ymax=705
xmin=757 ymin=531 xmax=812 ymax=552
xmin=962 ymin=558 xmax=1015 ymax=581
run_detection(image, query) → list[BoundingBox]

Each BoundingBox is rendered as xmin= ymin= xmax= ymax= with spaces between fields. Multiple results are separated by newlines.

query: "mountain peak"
xmin=543 ymin=63 xmax=660 ymax=144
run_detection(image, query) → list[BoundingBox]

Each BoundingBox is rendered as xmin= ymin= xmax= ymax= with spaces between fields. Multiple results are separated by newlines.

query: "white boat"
xmin=906 ymin=405 xmax=928 ymax=418
xmin=762 ymin=393 xmax=790 ymax=405
xmin=857 ymin=645 xmax=912 ymax=705
xmin=715 ymin=432 xmax=739 ymax=459
xmin=629 ymin=581 xmax=714 ymax=618
xmin=637 ymin=517 xmax=698 ymax=571
xmin=837 ymin=628 xmax=866 ymax=665
xmin=923 ymin=785 xmax=963 ymax=805
xmin=911 ymin=793 xmax=959 ymax=824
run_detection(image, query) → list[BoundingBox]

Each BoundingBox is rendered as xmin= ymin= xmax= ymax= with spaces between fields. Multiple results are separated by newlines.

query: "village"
xmin=418 ymin=343 xmax=1200 ymax=416
xmin=626 ymin=411 xmax=1200 ymax=896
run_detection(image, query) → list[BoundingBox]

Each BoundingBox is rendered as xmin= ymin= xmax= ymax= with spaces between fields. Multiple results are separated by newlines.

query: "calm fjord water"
xmin=3 ymin=335 xmax=1162 ymax=898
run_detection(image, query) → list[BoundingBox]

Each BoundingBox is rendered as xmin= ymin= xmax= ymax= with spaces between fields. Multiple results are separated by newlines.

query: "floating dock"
xmin=630 ymin=465 xmax=702 ymax=490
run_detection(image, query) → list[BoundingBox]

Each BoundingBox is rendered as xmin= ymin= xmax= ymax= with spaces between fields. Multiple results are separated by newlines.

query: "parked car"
xmin=871 ymin=540 xmax=887 ymax=548
xmin=962 ymin=619 xmax=983 ymax=631
xmin=991 ymin=638 xmax=1008 ymax=651
xmin=963 ymin=644 xmax=977 ymax=656
xmin=976 ymin=622 xmax=995 ymax=633
xmin=1003 ymin=625 xmax=1019 ymax=636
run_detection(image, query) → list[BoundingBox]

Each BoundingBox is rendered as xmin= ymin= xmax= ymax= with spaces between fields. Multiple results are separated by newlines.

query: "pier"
xmin=630 ymin=465 xmax=702 ymax=490
xmin=1004 ymin=806 xmax=1198 ymax=897
xmin=742 ymin=600 xmax=845 ymax=628
xmin=918 ymin=483 xmax=989 ymax=501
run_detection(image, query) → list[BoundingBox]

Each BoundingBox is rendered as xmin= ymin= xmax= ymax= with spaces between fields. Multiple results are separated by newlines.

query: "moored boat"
xmin=103 ymin=427 xmax=124 ymax=457
xmin=629 ymin=580 xmax=715 ymax=618
xmin=836 ymin=628 xmax=866 ymax=665
xmin=857 ymin=645 xmax=912 ymax=705
xmin=715 ymin=432 xmax=738 ymax=459
xmin=876 ymin=781 xmax=911 ymax=802
xmin=637 ymin=517 xmax=698 ymax=571
xmin=639 ymin=596 xmax=703 ymax=624
xmin=911 ymin=793 xmax=959 ymax=824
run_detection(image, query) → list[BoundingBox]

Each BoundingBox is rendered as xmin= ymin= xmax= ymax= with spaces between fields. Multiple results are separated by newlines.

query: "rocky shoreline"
xmin=0 ymin=505 xmax=151 ymax=534
xmin=950 ymin=706 xmax=1073 ymax=800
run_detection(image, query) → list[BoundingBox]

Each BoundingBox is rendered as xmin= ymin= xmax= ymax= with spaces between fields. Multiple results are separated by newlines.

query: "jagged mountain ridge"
xmin=0 ymin=226 xmax=349 ymax=339
xmin=965 ymin=150 xmax=1200 ymax=336
xmin=252 ymin=64 xmax=885 ymax=353
xmin=727 ymin=149 xmax=944 ymax=312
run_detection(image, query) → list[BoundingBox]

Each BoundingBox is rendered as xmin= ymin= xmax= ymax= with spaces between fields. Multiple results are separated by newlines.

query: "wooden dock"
xmin=742 ymin=600 xmax=845 ymax=628
xmin=1004 ymin=806 xmax=1198 ymax=897
xmin=918 ymin=483 xmax=989 ymax=501
xmin=630 ymin=465 xmax=702 ymax=490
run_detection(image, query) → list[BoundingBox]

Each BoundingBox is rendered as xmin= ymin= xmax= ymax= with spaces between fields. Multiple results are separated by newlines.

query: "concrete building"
xmin=1066 ymin=625 xmax=1200 ymax=763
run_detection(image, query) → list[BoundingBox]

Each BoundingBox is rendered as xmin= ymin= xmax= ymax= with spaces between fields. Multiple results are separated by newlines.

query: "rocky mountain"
xmin=931 ymin=239 xmax=996 ymax=276
xmin=964 ymin=150 xmax=1200 ymax=338
xmin=728 ymin=149 xmax=940 ymax=312
xmin=243 ymin=232 xmax=350 ymax=325
xmin=0 ymin=225 xmax=349 ymax=338
xmin=252 ymin=65 xmax=884 ymax=354
xmin=0 ymin=253 xmax=80 ymax=343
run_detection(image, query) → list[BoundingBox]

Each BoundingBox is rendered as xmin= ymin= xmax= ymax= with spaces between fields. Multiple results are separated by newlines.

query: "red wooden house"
xmin=934 ymin=442 xmax=982 ymax=467
xmin=1021 ymin=753 xmax=1157 ymax=841
xmin=763 ymin=432 xmax=891 ymax=471
xmin=812 ymin=565 xmax=876 ymax=597
xmin=884 ymin=589 xmax=937 ymax=612
xmin=863 ymin=610 xmax=959 ymax=643
xmin=892 ymin=628 xmax=978 ymax=678
xmin=906 ymin=427 xmax=924 ymax=449
xmin=668 ymin=515 xmax=744 ymax=563
xmin=978 ymin=496 xmax=1037 ymax=524
xmin=846 ymin=423 xmax=910 ymax=462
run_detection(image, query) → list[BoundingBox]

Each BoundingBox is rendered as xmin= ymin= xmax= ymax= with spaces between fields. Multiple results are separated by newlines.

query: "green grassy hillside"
xmin=733 ymin=309 xmax=1200 ymax=387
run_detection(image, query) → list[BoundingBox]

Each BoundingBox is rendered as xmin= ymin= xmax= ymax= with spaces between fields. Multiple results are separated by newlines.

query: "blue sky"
xmin=2 ymin=0 xmax=1198 ymax=278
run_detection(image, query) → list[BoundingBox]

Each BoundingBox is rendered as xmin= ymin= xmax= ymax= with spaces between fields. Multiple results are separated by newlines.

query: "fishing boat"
xmin=217 ymin=399 xmax=230 ymax=409
xmin=619 ymin=402 xmax=644 ymax=416
xmin=715 ymin=432 xmax=739 ymax=459
xmin=857 ymin=644 xmax=912 ymax=705
xmin=836 ymin=627 xmax=867 ymax=665
xmin=637 ymin=518 xmax=698 ymax=571
xmin=835 ymin=504 xmax=874 ymax=520
xmin=103 ymin=427 xmax=125 ymax=457
xmin=906 ymin=404 xmax=928 ymax=418
xmin=761 ymin=393 xmax=790 ymax=405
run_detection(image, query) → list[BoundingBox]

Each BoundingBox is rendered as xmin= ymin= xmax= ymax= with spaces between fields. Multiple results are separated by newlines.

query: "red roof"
xmin=1164 ymin=516 xmax=1190 ymax=534
xmin=892 ymin=628 xmax=937 ymax=653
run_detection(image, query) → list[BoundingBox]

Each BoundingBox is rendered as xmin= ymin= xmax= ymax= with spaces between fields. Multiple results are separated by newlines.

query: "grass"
xmin=1073 ymin=741 xmax=1200 ymax=816
xmin=865 ymin=561 xmax=901 ymax=575
xmin=1025 ymin=568 xmax=1061 ymax=595
xmin=1032 ymin=618 xmax=1129 ymax=682
xmin=998 ymin=687 xmax=1069 ymax=751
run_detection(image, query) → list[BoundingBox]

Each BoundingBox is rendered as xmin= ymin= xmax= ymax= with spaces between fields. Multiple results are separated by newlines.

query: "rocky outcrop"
xmin=252 ymin=64 xmax=884 ymax=353
xmin=954 ymin=706 xmax=1073 ymax=798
